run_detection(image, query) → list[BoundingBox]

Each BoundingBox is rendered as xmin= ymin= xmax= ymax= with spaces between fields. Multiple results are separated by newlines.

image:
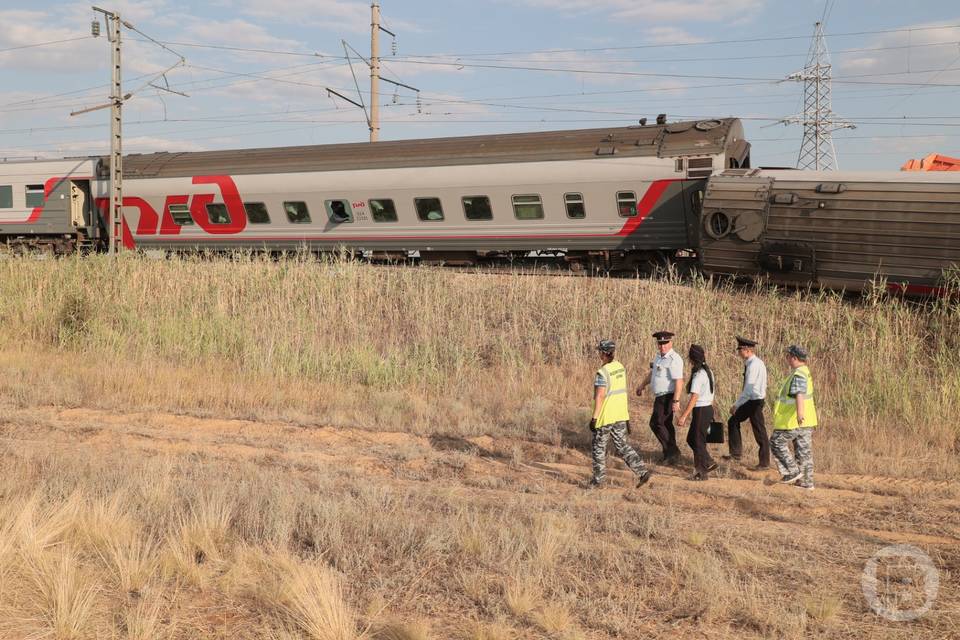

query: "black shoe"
xmin=635 ymin=470 xmax=653 ymax=488
xmin=662 ymin=453 xmax=681 ymax=466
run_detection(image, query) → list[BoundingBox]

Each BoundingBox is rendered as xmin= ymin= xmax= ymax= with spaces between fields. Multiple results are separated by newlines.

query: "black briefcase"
xmin=706 ymin=421 xmax=725 ymax=444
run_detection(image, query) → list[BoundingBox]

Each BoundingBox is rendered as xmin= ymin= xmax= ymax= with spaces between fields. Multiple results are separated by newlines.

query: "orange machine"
xmin=902 ymin=153 xmax=960 ymax=171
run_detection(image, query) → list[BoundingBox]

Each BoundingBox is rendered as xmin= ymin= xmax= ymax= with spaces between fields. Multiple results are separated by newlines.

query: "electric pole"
xmin=330 ymin=3 xmax=419 ymax=141
xmin=370 ymin=2 xmax=382 ymax=142
xmin=105 ymin=8 xmax=123 ymax=254
xmin=73 ymin=7 xmax=185 ymax=254
xmin=85 ymin=6 xmax=124 ymax=255
xmin=780 ymin=21 xmax=854 ymax=170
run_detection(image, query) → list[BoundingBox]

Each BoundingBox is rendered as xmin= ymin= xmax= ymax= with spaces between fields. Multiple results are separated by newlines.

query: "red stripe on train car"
xmin=140 ymin=178 xmax=681 ymax=242
xmin=886 ymin=282 xmax=958 ymax=297
xmin=4 ymin=176 xmax=65 ymax=224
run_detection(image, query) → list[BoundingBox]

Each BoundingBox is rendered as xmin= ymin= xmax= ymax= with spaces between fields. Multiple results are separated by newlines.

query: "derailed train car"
xmin=699 ymin=169 xmax=960 ymax=296
xmin=2 ymin=118 xmax=959 ymax=296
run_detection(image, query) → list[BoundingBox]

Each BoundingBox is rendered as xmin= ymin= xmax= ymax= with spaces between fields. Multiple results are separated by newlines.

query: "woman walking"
xmin=677 ymin=344 xmax=718 ymax=480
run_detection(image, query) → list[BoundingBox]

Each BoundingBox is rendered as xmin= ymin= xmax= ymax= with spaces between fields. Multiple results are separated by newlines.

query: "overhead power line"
xmin=394 ymin=22 xmax=960 ymax=58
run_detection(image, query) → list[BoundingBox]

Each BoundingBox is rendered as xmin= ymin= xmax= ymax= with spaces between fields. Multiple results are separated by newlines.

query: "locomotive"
xmin=1 ymin=117 xmax=958 ymax=295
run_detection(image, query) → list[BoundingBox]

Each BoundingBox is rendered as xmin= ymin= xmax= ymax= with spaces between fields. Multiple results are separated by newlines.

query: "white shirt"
xmin=689 ymin=369 xmax=714 ymax=407
xmin=650 ymin=349 xmax=684 ymax=396
xmin=734 ymin=355 xmax=767 ymax=408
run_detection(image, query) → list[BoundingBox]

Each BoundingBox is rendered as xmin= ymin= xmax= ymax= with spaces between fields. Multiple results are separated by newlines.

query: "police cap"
xmin=786 ymin=344 xmax=808 ymax=360
xmin=652 ymin=330 xmax=674 ymax=344
xmin=735 ymin=335 xmax=758 ymax=348
xmin=597 ymin=339 xmax=616 ymax=354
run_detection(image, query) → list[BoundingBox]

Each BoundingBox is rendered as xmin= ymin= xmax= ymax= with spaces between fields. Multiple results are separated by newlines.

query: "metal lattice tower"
xmin=782 ymin=22 xmax=854 ymax=170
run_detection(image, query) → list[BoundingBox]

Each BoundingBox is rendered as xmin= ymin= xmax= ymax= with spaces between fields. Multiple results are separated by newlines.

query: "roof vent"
xmin=695 ymin=119 xmax=723 ymax=131
xmin=596 ymin=143 xmax=617 ymax=156
xmin=816 ymin=183 xmax=847 ymax=194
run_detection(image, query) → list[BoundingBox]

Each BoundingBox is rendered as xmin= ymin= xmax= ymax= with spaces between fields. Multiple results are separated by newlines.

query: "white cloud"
xmin=227 ymin=0 xmax=422 ymax=34
xmin=642 ymin=26 xmax=705 ymax=45
xmin=835 ymin=22 xmax=960 ymax=80
xmin=518 ymin=0 xmax=764 ymax=23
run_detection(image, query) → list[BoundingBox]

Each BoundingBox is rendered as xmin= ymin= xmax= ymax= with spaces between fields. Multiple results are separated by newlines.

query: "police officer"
xmin=727 ymin=336 xmax=770 ymax=468
xmin=589 ymin=340 xmax=653 ymax=488
xmin=636 ymin=331 xmax=684 ymax=464
xmin=771 ymin=345 xmax=818 ymax=489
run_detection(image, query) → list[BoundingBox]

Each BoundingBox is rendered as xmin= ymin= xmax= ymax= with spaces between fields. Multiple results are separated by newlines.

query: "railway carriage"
xmin=0 ymin=118 xmax=750 ymax=271
xmin=0 ymin=157 xmax=102 ymax=253
xmin=699 ymin=169 xmax=960 ymax=295
xmin=4 ymin=117 xmax=958 ymax=296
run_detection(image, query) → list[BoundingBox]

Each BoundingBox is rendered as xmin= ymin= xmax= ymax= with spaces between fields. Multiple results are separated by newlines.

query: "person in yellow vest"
xmin=771 ymin=345 xmax=819 ymax=490
xmin=588 ymin=340 xmax=653 ymax=488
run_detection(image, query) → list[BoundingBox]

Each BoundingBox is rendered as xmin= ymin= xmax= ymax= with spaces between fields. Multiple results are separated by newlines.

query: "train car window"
xmin=512 ymin=194 xmax=544 ymax=220
xmin=415 ymin=197 xmax=444 ymax=221
xmin=25 ymin=184 xmax=45 ymax=208
xmin=617 ymin=191 xmax=638 ymax=217
xmin=244 ymin=202 xmax=271 ymax=224
xmin=690 ymin=189 xmax=704 ymax=217
xmin=205 ymin=203 xmax=232 ymax=225
xmin=0 ymin=185 xmax=12 ymax=208
xmin=169 ymin=204 xmax=194 ymax=226
xmin=325 ymin=199 xmax=354 ymax=223
xmin=675 ymin=159 xmax=684 ymax=172
xmin=564 ymin=193 xmax=586 ymax=219
xmin=284 ymin=201 xmax=311 ymax=224
xmin=369 ymin=199 xmax=398 ymax=222
xmin=462 ymin=195 xmax=493 ymax=221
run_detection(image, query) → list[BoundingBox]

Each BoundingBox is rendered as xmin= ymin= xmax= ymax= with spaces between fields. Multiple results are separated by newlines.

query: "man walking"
xmin=589 ymin=340 xmax=653 ymax=488
xmin=727 ymin=336 xmax=770 ymax=468
xmin=636 ymin=331 xmax=684 ymax=464
xmin=771 ymin=345 xmax=819 ymax=490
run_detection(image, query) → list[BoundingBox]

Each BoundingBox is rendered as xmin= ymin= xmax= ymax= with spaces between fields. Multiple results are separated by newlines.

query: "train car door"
xmin=679 ymin=179 xmax=707 ymax=249
xmin=37 ymin=179 xmax=76 ymax=234
xmin=69 ymin=179 xmax=101 ymax=242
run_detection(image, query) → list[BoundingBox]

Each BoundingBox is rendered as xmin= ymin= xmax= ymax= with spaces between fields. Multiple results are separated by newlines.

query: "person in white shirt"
xmin=726 ymin=336 xmax=771 ymax=469
xmin=677 ymin=344 xmax=718 ymax=480
xmin=636 ymin=330 xmax=684 ymax=464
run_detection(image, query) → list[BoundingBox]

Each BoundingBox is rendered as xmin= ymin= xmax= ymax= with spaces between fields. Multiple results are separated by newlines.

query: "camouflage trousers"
xmin=770 ymin=427 xmax=814 ymax=487
xmin=592 ymin=421 xmax=648 ymax=484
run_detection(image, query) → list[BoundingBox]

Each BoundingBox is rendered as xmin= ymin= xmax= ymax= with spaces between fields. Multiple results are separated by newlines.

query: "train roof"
xmin=719 ymin=168 xmax=960 ymax=184
xmin=120 ymin=118 xmax=744 ymax=179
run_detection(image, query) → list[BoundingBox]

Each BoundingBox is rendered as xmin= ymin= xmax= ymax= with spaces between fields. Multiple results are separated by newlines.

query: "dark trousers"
xmin=686 ymin=406 xmax=716 ymax=477
xmin=649 ymin=394 xmax=681 ymax=459
xmin=728 ymin=399 xmax=770 ymax=467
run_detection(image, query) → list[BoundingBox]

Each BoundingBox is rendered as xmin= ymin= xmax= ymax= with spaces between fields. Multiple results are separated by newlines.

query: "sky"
xmin=1 ymin=0 xmax=959 ymax=170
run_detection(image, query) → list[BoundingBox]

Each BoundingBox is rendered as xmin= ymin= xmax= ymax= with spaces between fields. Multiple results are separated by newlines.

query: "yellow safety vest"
xmin=596 ymin=360 xmax=630 ymax=427
xmin=773 ymin=365 xmax=818 ymax=430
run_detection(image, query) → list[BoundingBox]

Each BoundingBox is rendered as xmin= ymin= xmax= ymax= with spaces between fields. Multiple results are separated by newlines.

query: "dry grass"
xmin=0 ymin=255 xmax=956 ymax=479
xmin=0 ymin=255 xmax=956 ymax=638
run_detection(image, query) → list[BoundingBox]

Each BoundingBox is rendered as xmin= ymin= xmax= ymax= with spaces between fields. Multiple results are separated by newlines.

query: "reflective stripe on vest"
xmin=597 ymin=360 xmax=630 ymax=427
xmin=773 ymin=365 xmax=818 ymax=430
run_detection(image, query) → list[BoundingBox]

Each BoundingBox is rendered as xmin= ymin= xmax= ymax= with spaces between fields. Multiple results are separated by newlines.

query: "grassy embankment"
xmin=0 ymin=255 xmax=956 ymax=639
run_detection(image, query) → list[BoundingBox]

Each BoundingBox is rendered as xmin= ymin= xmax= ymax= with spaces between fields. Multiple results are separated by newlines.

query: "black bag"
xmin=706 ymin=421 xmax=725 ymax=444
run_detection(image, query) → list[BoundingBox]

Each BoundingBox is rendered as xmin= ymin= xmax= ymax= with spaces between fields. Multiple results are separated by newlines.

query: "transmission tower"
xmin=781 ymin=21 xmax=854 ymax=170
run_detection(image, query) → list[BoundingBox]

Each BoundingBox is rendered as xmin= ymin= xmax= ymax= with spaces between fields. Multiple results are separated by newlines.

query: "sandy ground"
xmin=1 ymin=404 xmax=957 ymax=638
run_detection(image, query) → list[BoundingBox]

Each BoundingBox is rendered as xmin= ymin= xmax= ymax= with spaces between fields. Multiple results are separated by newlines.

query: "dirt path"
xmin=2 ymin=404 xmax=957 ymax=552
xmin=2 ymin=403 xmax=958 ymax=639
